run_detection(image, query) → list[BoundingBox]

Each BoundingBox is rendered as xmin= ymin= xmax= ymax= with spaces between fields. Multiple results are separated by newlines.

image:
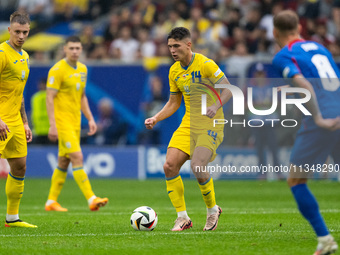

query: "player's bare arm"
xmin=145 ymin=93 xmax=182 ymax=129
xmin=20 ymin=97 xmax=32 ymax=142
xmin=46 ymin=88 xmax=58 ymax=141
xmin=81 ymin=92 xmax=97 ymax=136
xmin=292 ymin=74 xmax=340 ymax=130
xmin=206 ymin=77 xmax=233 ymax=118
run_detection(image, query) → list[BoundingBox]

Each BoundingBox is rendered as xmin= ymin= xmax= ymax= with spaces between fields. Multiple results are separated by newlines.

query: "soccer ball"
xmin=130 ymin=206 xmax=158 ymax=231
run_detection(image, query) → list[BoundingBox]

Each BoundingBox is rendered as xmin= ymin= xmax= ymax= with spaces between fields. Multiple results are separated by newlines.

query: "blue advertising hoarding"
xmin=0 ymin=146 xmax=338 ymax=180
xmin=24 ymin=146 xmax=139 ymax=178
xmin=142 ymin=146 xmax=291 ymax=180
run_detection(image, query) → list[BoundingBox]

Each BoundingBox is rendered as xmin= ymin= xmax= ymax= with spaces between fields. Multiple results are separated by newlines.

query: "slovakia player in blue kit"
xmin=273 ymin=10 xmax=339 ymax=255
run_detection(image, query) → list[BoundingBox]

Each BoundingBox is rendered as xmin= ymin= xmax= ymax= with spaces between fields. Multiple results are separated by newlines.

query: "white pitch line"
xmin=0 ymin=230 xmax=318 ymax=238
xmin=3 ymin=204 xmax=339 ymax=213
xmin=20 ymin=212 xmax=114 ymax=216
xmin=19 ymin=209 xmax=340 ymax=217
xmin=7 ymin=208 xmax=340 ymax=217
xmin=1 ymin=229 xmax=339 ymax=238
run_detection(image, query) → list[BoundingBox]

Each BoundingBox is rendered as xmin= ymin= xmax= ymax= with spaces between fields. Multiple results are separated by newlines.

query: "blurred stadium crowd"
xmin=1 ymin=0 xmax=340 ymax=151
xmin=1 ymin=0 xmax=340 ymax=64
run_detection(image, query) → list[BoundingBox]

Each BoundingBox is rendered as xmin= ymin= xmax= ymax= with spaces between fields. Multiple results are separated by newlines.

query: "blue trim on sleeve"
xmin=216 ymin=75 xmax=226 ymax=84
xmin=46 ymin=87 xmax=59 ymax=91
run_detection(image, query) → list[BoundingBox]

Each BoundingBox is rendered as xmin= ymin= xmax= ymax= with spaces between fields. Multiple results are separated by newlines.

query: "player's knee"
xmin=58 ymin=160 xmax=69 ymax=169
xmin=163 ymin=161 xmax=173 ymax=172
xmin=190 ymin=159 xmax=205 ymax=174
xmin=191 ymin=161 xmax=210 ymax=181
xmin=11 ymin=164 xmax=26 ymax=177
xmin=70 ymin=153 xmax=83 ymax=166
xmin=163 ymin=161 xmax=179 ymax=177
xmin=58 ymin=157 xmax=70 ymax=169
xmin=287 ymin=178 xmax=307 ymax=187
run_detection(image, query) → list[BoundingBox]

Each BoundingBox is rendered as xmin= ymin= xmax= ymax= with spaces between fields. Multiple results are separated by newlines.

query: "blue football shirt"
xmin=273 ymin=39 xmax=340 ymax=122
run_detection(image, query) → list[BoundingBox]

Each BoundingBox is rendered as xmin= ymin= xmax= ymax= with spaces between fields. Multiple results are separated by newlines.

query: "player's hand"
xmin=88 ymin=119 xmax=97 ymax=136
xmin=145 ymin=117 xmax=157 ymax=129
xmin=23 ymin=123 xmax=32 ymax=143
xmin=206 ymin=104 xmax=219 ymax=118
xmin=314 ymin=116 xmax=340 ymax=131
xmin=0 ymin=119 xmax=10 ymax=141
xmin=48 ymin=126 xmax=58 ymax=142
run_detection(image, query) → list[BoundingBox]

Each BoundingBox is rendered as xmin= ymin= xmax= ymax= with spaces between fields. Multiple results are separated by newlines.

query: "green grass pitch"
xmin=0 ymin=178 xmax=338 ymax=255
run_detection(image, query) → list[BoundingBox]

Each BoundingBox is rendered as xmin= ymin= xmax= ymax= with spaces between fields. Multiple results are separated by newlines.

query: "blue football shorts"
xmin=290 ymin=127 xmax=340 ymax=167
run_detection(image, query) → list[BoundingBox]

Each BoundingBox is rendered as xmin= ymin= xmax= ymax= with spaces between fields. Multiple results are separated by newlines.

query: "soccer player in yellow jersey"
xmin=45 ymin=36 xmax=108 ymax=212
xmin=0 ymin=11 xmax=37 ymax=228
xmin=145 ymin=27 xmax=232 ymax=231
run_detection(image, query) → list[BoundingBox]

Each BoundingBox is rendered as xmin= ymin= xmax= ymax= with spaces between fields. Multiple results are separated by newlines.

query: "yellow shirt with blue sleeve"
xmin=168 ymin=53 xmax=225 ymax=131
xmin=46 ymin=59 xmax=87 ymax=131
xmin=168 ymin=53 xmax=226 ymax=159
xmin=0 ymin=41 xmax=30 ymax=126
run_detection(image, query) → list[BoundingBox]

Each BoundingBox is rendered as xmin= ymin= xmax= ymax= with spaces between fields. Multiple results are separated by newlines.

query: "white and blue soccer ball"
xmin=130 ymin=206 xmax=158 ymax=231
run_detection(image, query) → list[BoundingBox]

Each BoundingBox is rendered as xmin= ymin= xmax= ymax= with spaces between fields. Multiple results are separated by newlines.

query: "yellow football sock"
xmin=6 ymin=173 xmax=24 ymax=215
xmin=166 ymin=174 xmax=186 ymax=212
xmin=47 ymin=167 xmax=67 ymax=201
xmin=198 ymin=177 xmax=216 ymax=208
xmin=72 ymin=167 xmax=95 ymax=200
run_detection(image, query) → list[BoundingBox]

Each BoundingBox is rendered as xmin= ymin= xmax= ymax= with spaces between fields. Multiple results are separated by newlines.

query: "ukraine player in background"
xmin=273 ymin=10 xmax=340 ymax=255
xmin=0 ymin=11 xmax=37 ymax=228
xmin=45 ymin=36 xmax=108 ymax=212
xmin=145 ymin=27 xmax=232 ymax=231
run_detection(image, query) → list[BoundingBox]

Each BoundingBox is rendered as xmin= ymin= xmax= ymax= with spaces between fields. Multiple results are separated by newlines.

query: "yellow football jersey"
xmin=169 ymin=53 xmax=226 ymax=131
xmin=0 ymin=42 xmax=30 ymax=126
xmin=47 ymin=59 xmax=87 ymax=131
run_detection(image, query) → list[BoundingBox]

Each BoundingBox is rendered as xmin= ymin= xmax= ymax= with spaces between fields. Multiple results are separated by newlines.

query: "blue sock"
xmin=291 ymin=184 xmax=329 ymax=237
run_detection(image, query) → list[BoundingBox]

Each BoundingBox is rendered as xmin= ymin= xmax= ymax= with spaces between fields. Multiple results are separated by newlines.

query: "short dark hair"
xmin=10 ymin=11 xmax=30 ymax=25
xmin=273 ymin=10 xmax=299 ymax=32
xmin=167 ymin=27 xmax=191 ymax=41
xmin=65 ymin=35 xmax=81 ymax=44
